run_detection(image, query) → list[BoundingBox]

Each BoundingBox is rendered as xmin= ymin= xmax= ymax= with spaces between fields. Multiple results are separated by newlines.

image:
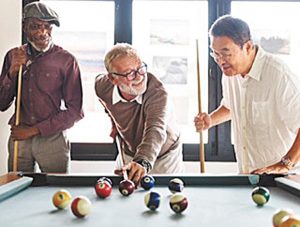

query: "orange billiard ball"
xmin=279 ymin=214 xmax=300 ymax=227
xmin=272 ymin=208 xmax=294 ymax=227
xmin=52 ymin=189 xmax=72 ymax=209
xmin=71 ymin=196 xmax=92 ymax=218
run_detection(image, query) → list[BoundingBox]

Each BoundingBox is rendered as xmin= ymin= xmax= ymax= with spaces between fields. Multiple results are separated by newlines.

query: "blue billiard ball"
xmin=144 ymin=191 xmax=161 ymax=211
xmin=141 ymin=175 xmax=155 ymax=190
xmin=168 ymin=178 xmax=184 ymax=193
xmin=251 ymin=186 xmax=270 ymax=206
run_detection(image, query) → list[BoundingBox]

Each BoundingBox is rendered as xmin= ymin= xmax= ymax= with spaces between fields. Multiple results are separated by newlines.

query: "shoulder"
xmin=143 ymin=72 xmax=168 ymax=103
xmin=49 ymin=45 xmax=78 ymax=61
xmin=95 ymin=74 xmax=113 ymax=97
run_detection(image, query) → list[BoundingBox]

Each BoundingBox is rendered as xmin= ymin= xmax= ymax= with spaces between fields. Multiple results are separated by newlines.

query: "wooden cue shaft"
xmin=115 ymin=136 xmax=128 ymax=180
xmin=196 ymin=39 xmax=205 ymax=173
xmin=13 ymin=65 xmax=23 ymax=172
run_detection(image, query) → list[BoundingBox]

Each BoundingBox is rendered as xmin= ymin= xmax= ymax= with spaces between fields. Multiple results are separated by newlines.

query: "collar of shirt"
xmin=112 ymin=85 xmax=143 ymax=105
xmin=244 ymin=45 xmax=265 ymax=81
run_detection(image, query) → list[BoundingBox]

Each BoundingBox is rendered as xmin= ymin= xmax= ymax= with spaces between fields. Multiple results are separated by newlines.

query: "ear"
xmin=244 ymin=40 xmax=254 ymax=53
xmin=108 ymin=73 xmax=118 ymax=85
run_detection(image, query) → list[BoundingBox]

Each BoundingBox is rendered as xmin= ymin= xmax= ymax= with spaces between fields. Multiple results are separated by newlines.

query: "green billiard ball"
xmin=251 ymin=186 xmax=270 ymax=206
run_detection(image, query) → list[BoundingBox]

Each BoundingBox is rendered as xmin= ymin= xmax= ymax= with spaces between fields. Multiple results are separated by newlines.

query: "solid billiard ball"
xmin=71 ymin=196 xmax=92 ymax=218
xmin=97 ymin=177 xmax=113 ymax=187
xmin=52 ymin=189 xmax=72 ymax=209
xmin=141 ymin=175 xmax=155 ymax=190
xmin=119 ymin=179 xmax=135 ymax=196
xmin=144 ymin=191 xmax=161 ymax=211
xmin=278 ymin=214 xmax=300 ymax=227
xmin=251 ymin=186 xmax=270 ymax=206
xmin=169 ymin=193 xmax=188 ymax=214
xmin=168 ymin=178 xmax=184 ymax=193
xmin=95 ymin=180 xmax=112 ymax=198
xmin=273 ymin=208 xmax=294 ymax=227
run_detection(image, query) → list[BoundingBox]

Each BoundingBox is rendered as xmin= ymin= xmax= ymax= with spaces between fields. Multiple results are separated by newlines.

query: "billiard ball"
xmin=169 ymin=193 xmax=188 ymax=214
xmin=141 ymin=175 xmax=155 ymax=190
xmin=95 ymin=180 xmax=112 ymax=198
xmin=119 ymin=179 xmax=135 ymax=196
xmin=251 ymin=186 xmax=270 ymax=206
xmin=97 ymin=177 xmax=113 ymax=187
xmin=279 ymin=214 xmax=300 ymax=227
xmin=144 ymin=191 xmax=160 ymax=211
xmin=71 ymin=196 xmax=92 ymax=218
xmin=272 ymin=208 xmax=294 ymax=227
xmin=168 ymin=178 xmax=184 ymax=193
xmin=52 ymin=189 xmax=72 ymax=209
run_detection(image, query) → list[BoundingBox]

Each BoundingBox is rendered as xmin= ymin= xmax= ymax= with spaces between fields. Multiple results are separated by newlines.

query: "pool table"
xmin=1 ymin=173 xmax=300 ymax=227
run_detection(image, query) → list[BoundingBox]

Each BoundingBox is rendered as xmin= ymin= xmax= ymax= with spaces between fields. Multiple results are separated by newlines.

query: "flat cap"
xmin=23 ymin=2 xmax=60 ymax=27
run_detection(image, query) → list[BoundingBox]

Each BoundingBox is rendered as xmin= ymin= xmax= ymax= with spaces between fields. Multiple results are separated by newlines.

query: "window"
xmin=43 ymin=0 xmax=115 ymax=143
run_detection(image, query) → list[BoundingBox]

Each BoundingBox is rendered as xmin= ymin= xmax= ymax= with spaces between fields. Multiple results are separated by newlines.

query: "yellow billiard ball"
xmin=52 ymin=189 xmax=72 ymax=209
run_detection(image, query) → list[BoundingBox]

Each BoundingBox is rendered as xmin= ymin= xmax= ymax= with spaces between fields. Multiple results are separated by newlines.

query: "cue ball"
xmin=168 ymin=178 xmax=184 ymax=193
xmin=119 ymin=179 xmax=135 ymax=196
xmin=273 ymin=208 xmax=294 ymax=227
xmin=52 ymin=189 xmax=72 ymax=209
xmin=169 ymin=193 xmax=188 ymax=214
xmin=141 ymin=175 xmax=155 ymax=190
xmin=71 ymin=196 xmax=92 ymax=218
xmin=279 ymin=214 xmax=300 ymax=227
xmin=144 ymin=191 xmax=160 ymax=211
xmin=95 ymin=180 xmax=112 ymax=198
xmin=251 ymin=186 xmax=270 ymax=206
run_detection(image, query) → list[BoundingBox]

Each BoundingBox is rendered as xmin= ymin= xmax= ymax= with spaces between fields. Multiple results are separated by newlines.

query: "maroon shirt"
xmin=0 ymin=44 xmax=84 ymax=136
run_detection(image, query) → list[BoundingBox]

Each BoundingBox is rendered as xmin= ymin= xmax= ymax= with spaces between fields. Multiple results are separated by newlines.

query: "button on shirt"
xmin=221 ymin=46 xmax=300 ymax=173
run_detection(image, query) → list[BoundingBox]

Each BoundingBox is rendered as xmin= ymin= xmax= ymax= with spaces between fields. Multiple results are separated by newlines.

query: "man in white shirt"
xmin=194 ymin=15 xmax=300 ymax=174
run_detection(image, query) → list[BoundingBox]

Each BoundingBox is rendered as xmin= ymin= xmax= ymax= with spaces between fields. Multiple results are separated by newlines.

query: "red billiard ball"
xmin=95 ymin=180 xmax=112 ymax=198
xmin=71 ymin=196 xmax=92 ymax=218
xmin=141 ymin=175 xmax=155 ymax=190
xmin=251 ymin=186 xmax=270 ymax=206
xmin=168 ymin=178 xmax=184 ymax=194
xmin=52 ymin=189 xmax=72 ymax=209
xmin=119 ymin=179 xmax=135 ymax=196
xmin=169 ymin=193 xmax=188 ymax=214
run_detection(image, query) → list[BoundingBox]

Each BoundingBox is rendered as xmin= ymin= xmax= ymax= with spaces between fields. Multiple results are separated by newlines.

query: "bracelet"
xmin=136 ymin=159 xmax=152 ymax=173
xmin=280 ymin=156 xmax=295 ymax=169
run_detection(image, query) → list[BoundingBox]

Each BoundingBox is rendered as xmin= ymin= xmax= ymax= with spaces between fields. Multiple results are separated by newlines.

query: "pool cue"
xmin=196 ymin=39 xmax=205 ymax=173
xmin=115 ymin=135 xmax=129 ymax=180
xmin=13 ymin=65 xmax=23 ymax=172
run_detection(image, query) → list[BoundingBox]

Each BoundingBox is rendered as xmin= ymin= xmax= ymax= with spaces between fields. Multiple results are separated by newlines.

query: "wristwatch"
xmin=280 ymin=156 xmax=295 ymax=169
xmin=136 ymin=159 xmax=152 ymax=173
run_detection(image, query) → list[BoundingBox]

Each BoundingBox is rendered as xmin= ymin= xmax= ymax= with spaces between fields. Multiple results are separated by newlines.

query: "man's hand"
xmin=9 ymin=47 xmax=27 ymax=77
xmin=194 ymin=112 xmax=211 ymax=132
xmin=251 ymin=162 xmax=290 ymax=174
xmin=114 ymin=161 xmax=146 ymax=188
xmin=10 ymin=125 xmax=40 ymax=141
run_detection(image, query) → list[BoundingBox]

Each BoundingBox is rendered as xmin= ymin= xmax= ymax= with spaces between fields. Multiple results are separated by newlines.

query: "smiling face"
xmin=210 ymin=36 xmax=254 ymax=77
xmin=109 ymin=56 xmax=148 ymax=101
xmin=23 ymin=18 xmax=53 ymax=51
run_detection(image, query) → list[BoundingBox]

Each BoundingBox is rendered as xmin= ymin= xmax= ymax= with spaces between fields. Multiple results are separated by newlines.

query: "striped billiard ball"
xmin=144 ymin=191 xmax=161 ymax=211
xmin=169 ymin=193 xmax=188 ymax=214
xmin=71 ymin=196 xmax=92 ymax=218
xmin=168 ymin=178 xmax=184 ymax=193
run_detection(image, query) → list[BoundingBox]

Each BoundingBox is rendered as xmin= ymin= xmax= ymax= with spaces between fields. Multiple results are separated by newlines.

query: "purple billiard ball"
xmin=119 ymin=179 xmax=135 ymax=196
xmin=141 ymin=175 xmax=155 ymax=190
xmin=169 ymin=193 xmax=188 ymax=214
xmin=168 ymin=178 xmax=184 ymax=193
xmin=97 ymin=177 xmax=113 ymax=187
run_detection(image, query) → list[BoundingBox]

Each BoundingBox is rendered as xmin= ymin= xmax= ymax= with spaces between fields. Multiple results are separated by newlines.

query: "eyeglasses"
xmin=110 ymin=62 xmax=147 ymax=81
xmin=209 ymin=51 xmax=232 ymax=62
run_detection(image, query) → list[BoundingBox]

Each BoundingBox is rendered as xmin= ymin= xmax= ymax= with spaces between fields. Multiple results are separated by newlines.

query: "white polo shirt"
xmin=221 ymin=46 xmax=300 ymax=173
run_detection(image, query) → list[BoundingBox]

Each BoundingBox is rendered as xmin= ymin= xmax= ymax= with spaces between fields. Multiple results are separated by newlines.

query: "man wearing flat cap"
xmin=0 ymin=2 xmax=84 ymax=173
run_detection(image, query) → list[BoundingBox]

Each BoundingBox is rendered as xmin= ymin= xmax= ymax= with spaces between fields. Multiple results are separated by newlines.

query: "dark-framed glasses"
xmin=111 ymin=62 xmax=147 ymax=81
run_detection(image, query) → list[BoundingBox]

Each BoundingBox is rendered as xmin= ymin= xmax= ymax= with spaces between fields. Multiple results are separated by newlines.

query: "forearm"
xmin=209 ymin=105 xmax=231 ymax=127
xmin=284 ymin=129 xmax=300 ymax=165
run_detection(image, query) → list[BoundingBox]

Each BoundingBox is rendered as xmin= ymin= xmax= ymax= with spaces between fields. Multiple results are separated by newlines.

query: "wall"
xmin=0 ymin=0 xmax=22 ymax=174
